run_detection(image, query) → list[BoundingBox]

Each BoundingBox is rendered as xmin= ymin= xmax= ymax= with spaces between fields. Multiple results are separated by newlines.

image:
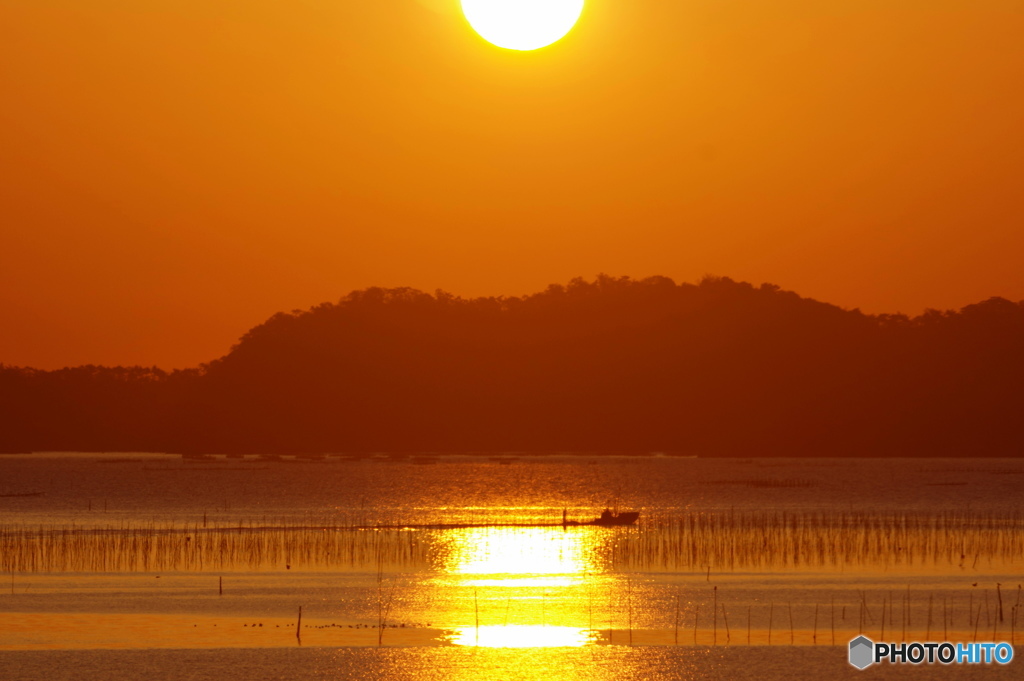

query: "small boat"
xmin=563 ymin=509 xmax=639 ymax=527
xmin=590 ymin=510 xmax=640 ymax=526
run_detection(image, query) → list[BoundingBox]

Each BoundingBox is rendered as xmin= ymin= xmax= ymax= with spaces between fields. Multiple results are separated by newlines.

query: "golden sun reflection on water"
xmin=429 ymin=524 xmax=613 ymax=646
xmin=438 ymin=526 xmax=599 ymax=582
xmin=448 ymin=625 xmax=593 ymax=648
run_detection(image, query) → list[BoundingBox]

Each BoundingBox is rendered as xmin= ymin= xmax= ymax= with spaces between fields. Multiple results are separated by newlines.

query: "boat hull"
xmin=590 ymin=511 xmax=639 ymax=526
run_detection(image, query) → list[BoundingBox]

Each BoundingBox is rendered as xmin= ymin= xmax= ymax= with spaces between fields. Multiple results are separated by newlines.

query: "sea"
xmin=1 ymin=453 xmax=1022 ymax=680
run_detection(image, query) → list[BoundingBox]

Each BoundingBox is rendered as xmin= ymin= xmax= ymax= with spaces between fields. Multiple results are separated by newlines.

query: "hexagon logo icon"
xmin=849 ymin=635 xmax=875 ymax=669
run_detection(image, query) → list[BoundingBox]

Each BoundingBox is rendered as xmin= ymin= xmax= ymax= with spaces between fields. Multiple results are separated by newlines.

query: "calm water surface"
xmin=3 ymin=454 xmax=1022 ymax=525
xmin=2 ymin=454 xmax=1023 ymax=680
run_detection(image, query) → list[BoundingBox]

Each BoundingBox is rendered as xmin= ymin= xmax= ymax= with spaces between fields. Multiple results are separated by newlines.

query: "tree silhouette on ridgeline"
xmin=2 ymin=275 xmax=1023 ymax=456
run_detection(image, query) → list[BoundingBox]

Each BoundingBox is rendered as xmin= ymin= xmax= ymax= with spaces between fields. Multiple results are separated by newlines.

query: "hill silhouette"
xmin=2 ymin=275 xmax=1023 ymax=456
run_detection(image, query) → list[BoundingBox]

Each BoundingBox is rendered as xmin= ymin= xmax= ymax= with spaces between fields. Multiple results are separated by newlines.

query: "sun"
xmin=461 ymin=0 xmax=584 ymax=51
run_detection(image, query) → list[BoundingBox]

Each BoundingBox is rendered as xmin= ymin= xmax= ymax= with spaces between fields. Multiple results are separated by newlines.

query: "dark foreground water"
xmin=3 ymin=647 xmax=1023 ymax=681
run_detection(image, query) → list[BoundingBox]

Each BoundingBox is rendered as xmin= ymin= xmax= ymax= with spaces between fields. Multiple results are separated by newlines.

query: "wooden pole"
xmin=674 ymin=594 xmax=680 ymax=645
xmin=296 ymin=606 xmax=302 ymax=644
xmin=813 ymin=603 xmax=818 ymax=645
xmin=694 ymin=604 xmax=699 ymax=645
xmin=713 ymin=586 xmax=718 ymax=646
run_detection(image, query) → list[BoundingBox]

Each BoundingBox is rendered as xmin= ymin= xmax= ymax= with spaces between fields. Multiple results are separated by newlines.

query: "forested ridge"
xmin=3 ymin=275 xmax=1022 ymax=456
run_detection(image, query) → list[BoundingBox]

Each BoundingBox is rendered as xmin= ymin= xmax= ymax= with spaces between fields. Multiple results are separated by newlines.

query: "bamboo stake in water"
xmin=768 ymin=602 xmax=773 ymax=645
xmin=694 ymin=604 xmax=699 ymax=645
xmin=996 ymin=583 xmax=1004 ymax=623
xmin=1014 ymin=587 xmax=1022 ymax=645
xmin=713 ymin=586 xmax=717 ymax=646
xmin=1011 ymin=601 xmax=1016 ymax=645
xmin=788 ymin=602 xmax=794 ymax=645
xmin=296 ymin=606 xmax=302 ymax=644
xmin=858 ymin=591 xmax=874 ymax=625
xmin=674 ymin=594 xmax=680 ymax=645
xmin=813 ymin=603 xmax=818 ymax=645
xmin=219 ymin=575 xmax=222 ymax=596
xmin=722 ymin=603 xmax=730 ymax=644
xmin=747 ymin=605 xmax=752 ymax=646
xmin=1013 ymin=607 xmax=1017 ymax=645
xmin=831 ymin=597 xmax=835 ymax=646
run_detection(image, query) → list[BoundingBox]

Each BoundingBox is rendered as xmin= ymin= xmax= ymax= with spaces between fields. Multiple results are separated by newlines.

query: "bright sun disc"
xmin=461 ymin=0 xmax=584 ymax=51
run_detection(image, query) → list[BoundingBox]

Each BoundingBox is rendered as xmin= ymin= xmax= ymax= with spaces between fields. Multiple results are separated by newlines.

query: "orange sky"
xmin=2 ymin=0 xmax=1022 ymax=369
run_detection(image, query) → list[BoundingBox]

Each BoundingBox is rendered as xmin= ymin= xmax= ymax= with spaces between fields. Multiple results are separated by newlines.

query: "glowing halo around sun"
xmin=461 ymin=0 xmax=585 ymax=51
